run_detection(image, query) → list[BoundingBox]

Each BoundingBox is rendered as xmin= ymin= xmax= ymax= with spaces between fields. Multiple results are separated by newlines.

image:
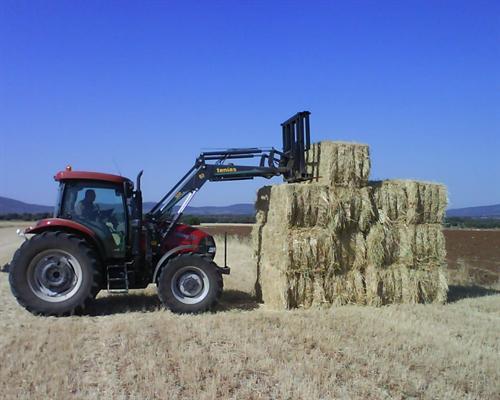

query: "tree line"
xmin=444 ymin=217 xmax=500 ymax=229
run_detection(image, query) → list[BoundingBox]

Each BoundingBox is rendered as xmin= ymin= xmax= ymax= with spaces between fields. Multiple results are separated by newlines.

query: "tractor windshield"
xmin=59 ymin=182 xmax=127 ymax=258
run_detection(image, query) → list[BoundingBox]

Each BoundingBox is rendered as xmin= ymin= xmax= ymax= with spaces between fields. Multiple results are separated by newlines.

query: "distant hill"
xmin=446 ymin=204 xmax=500 ymax=218
xmin=0 ymin=196 xmax=52 ymax=214
xmin=0 ymin=196 xmax=255 ymax=216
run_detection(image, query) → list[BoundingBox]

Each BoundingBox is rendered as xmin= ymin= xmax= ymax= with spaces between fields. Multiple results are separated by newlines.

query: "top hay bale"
xmin=306 ymin=141 xmax=370 ymax=187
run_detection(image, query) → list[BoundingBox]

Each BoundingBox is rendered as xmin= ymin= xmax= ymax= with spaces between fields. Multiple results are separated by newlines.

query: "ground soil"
xmin=444 ymin=229 xmax=500 ymax=286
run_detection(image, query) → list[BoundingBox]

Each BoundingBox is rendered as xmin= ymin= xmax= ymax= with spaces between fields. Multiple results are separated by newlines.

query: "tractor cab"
xmin=54 ymin=169 xmax=132 ymax=259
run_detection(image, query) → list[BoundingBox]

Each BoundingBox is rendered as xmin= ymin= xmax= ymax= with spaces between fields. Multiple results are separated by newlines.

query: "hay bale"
xmin=370 ymin=180 xmax=447 ymax=224
xmin=365 ymin=264 xmax=448 ymax=305
xmin=398 ymin=224 xmax=447 ymax=266
xmin=255 ymin=183 xmax=374 ymax=232
xmin=364 ymin=221 xmax=448 ymax=305
xmin=366 ymin=223 xmax=446 ymax=268
xmin=255 ymin=225 xmax=368 ymax=308
xmin=286 ymin=270 xmax=367 ymax=308
xmin=306 ymin=141 xmax=370 ymax=187
xmin=287 ymin=228 xmax=367 ymax=274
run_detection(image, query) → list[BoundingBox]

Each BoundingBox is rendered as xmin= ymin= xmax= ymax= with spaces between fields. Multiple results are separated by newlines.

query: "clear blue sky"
xmin=1 ymin=1 xmax=498 ymax=209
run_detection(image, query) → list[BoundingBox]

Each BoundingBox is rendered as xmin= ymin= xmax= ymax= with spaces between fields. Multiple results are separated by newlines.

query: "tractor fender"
xmin=152 ymin=245 xmax=195 ymax=283
xmin=24 ymin=218 xmax=105 ymax=256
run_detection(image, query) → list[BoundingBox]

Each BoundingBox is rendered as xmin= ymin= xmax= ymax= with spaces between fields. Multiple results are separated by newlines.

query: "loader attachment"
xmin=149 ymin=111 xmax=313 ymax=222
xmin=280 ymin=111 xmax=311 ymax=183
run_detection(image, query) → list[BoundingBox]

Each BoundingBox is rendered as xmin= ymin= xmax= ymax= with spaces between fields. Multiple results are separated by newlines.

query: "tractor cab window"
xmin=60 ymin=182 xmax=127 ymax=257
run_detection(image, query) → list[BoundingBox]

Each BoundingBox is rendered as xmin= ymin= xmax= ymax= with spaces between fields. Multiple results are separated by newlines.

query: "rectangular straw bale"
xmin=287 ymin=228 xmax=337 ymax=273
xmin=256 ymin=183 xmax=374 ymax=232
xmin=366 ymin=223 xmax=446 ymax=268
xmin=255 ymin=225 xmax=369 ymax=309
xmin=320 ymin=269 xmax=366 ymax=305
xmin=370 ymin=180 xmax=447 ymax=224
xmin=397 ymin=224 xmax=446 ymax=266
xmin=306 ymin=141 xmax=371 ymax=187
xmin=260 ymin=260 xmax=367 ymax=308
xmin=266 ymin=184 xmax=331 ymax=229
xmin=287 ymin=228 xmax=367 ymax=274
xmin=366 ymin=223 xmax=399 ymax=267
xmin=286 ymin=270 xmax=367 ymax=308
xmin=365 ymin=263 xmax=448 ymax=305
xmin=254 ymin=221 xmax=289 ymax=307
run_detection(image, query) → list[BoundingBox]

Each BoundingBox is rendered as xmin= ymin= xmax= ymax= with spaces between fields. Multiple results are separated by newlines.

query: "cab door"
xmin=60 ymin=181 xmax=128 ymax=259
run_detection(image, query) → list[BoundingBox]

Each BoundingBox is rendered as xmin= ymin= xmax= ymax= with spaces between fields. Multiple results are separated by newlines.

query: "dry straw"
xmin=306 ymin=141 xmax=371 ymax=187
xmin=257 ymin=184 xmax=375 ymax=232
xmin=365 ymin=263 xmax=448 ymax=305
xmin=370 ymin=180 xmax=447 ymax=224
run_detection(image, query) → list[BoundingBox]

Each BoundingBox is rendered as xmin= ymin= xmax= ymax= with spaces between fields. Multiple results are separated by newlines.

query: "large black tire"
xmin=9 ymin=231 xmax=101 ymax=316
xmin=157 ymin=253 xmax=223 ymax=314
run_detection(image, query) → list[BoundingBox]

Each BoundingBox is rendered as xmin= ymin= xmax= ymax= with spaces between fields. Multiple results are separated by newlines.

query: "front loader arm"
xmin=147 ymin=111 xmax=312 ymax=236
xmin=148 ymin=150 xmax=283 ymax=222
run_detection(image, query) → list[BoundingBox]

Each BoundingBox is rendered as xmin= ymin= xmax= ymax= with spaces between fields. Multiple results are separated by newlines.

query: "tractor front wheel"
xmin=9 ymin=231 xmax=101 ymax=316
xmin=157 ymin=253 xmax=222 ymax=313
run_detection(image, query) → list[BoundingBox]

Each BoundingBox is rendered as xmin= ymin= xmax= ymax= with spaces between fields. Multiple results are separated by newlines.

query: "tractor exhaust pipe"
xmin=132 ymin=170 xmax=144 ymax=257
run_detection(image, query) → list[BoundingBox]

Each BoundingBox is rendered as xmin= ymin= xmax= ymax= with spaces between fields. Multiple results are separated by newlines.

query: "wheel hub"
xmin=37 ymin=258 xmax=74 ymax=292
xmin=170 ymin=266 xmax=210 ymax=305
xmin=27 ymin=250 xmax=83 ymax=302
xmin=178 ymin=273 xmax=203 ymax=297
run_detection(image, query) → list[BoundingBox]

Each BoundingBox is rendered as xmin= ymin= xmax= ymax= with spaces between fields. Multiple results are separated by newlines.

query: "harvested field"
xmin=0 ymin=221 xmax=31 ymax=268
xmin=445 ymin=229 xmax=500 ymax=290
xmin=0 ymin=224 xmax=498 ymax=399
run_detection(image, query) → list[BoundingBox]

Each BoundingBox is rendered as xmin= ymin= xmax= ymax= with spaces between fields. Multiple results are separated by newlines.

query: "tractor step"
xmin=106 ymin=264 xmax=131 ymax=294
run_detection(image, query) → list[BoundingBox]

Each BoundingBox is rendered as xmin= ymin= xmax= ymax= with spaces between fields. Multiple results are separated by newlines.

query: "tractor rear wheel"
xmin=157 ymin=253 xmax=222 ymax=313
xmin=9 ymin=231 xmax=101 ymax=316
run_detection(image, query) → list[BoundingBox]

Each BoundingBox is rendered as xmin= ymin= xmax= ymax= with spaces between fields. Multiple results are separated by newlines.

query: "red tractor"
xmin=9 ymin=112 xmax=312 ymax=315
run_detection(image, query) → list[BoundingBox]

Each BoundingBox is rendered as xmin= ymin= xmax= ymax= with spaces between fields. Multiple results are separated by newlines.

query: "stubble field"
xmin=0 ymin=221 xmax=499 ymax=399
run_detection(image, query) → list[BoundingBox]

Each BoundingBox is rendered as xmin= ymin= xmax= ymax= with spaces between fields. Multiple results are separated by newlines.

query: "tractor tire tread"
xmin=157 ymin=252 xmax=223 ymax=314
xmin=9 ymin=231 xmax=102 ymax=316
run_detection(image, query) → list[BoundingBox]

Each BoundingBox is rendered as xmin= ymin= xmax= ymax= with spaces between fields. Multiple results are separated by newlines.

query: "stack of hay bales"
xmin=253 ymin=141 xmax=448 ymax=309
xmin=364 ymin=180 xmax=448 ymax=305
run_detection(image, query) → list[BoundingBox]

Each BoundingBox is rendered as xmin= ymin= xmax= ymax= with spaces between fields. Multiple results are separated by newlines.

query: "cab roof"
xmin=54 ymin=170 xmax=131 ymax=185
